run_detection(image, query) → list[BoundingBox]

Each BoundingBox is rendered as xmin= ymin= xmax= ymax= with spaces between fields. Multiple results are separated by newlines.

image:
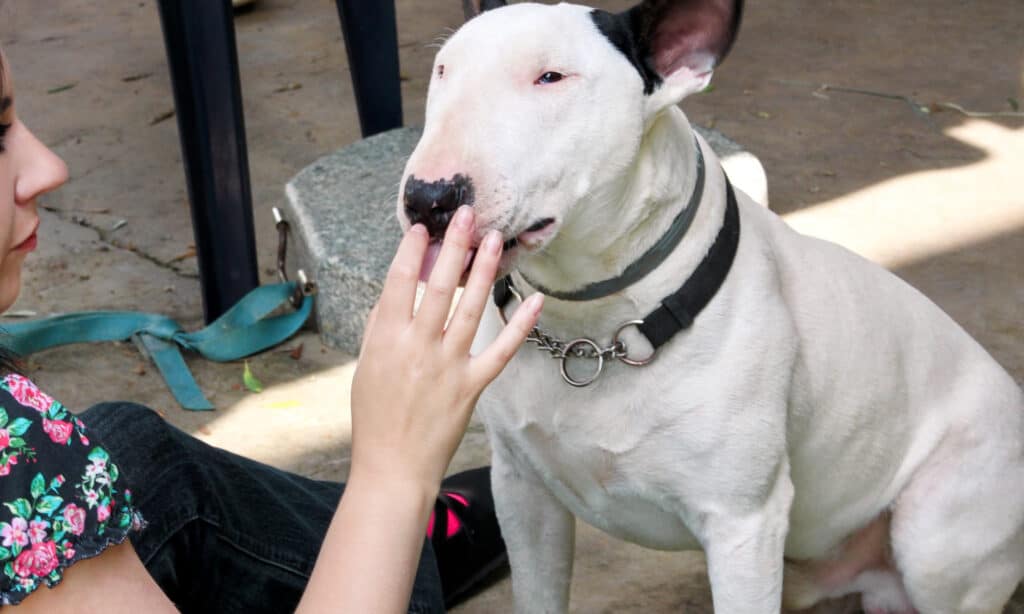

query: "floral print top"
xmin=0 ymin=374 xmax=142 ymax=606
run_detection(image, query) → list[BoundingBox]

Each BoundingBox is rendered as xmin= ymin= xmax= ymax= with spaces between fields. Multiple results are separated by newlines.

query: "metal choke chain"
xmin=525 ymin=327 xmax=626 ymax=363
xmin=499 ymin=279 xmax=655 ymax=388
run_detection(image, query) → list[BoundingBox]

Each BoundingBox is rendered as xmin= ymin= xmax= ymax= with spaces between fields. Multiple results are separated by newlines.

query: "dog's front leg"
xmin=699 ymin=458 xmax=794 ymax=614
xmin=492 ymin=439 xmax=576 ymax=614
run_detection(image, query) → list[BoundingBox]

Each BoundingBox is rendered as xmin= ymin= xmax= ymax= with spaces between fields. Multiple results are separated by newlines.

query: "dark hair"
xmin=0 ymin=45 xmax=6 ymax=104
xmin=0 ymin=49 xmax=7 ymax=113
xmin=0 ymin=48 xmax=8 ymax=127
xmin=0 ymin=337 xmax=20 ymax=376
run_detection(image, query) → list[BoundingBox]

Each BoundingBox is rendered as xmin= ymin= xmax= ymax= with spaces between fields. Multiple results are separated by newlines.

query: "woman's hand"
xmin=349 ymin=205 xmax=542 ymax=499
xmin=299 ymin=206 xmax=540 ymax=614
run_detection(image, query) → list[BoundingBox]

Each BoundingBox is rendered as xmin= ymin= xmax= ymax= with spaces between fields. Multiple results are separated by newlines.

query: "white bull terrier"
xmin=396 ymin=1 xmax=1024 ymax=611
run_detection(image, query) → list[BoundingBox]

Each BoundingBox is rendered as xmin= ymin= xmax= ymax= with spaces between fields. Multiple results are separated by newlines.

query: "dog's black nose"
xmin=403 ymin=174 xmax=475 ymax=238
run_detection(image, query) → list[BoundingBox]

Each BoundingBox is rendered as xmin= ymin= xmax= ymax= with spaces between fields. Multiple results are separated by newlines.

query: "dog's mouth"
xmin=416 ymin=217 xmax=557 ymax=283
xmin=500 ymin=217 xmax=555 ymax=252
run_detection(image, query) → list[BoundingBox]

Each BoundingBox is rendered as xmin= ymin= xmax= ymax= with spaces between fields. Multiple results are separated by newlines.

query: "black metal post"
xmin=335 ymin=0 xmax=404 ymax=137
xmin=157 ymin=0 xmax=260 ymax=323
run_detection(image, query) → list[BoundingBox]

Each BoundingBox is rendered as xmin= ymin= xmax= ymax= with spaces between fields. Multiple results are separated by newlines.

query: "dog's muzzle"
xmin=403 ymin=173 xmax=475 ymax=238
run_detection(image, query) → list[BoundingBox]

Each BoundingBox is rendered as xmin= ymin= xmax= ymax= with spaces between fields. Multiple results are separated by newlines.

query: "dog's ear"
xmin=595 ymin=0 xmax=743 ymax=108
xmin=463 ymin=0 xmax=508 ymax=20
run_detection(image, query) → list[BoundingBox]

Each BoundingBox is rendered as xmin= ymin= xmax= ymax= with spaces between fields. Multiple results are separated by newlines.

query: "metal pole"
xmin=336 ymin=0 xmax=404 ymax=137
xmin=157 ymin=0 xmax=260 ymax=322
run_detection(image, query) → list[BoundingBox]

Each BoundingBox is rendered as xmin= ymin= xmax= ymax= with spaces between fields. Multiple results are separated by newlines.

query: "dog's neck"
xmin=513 ymin=107 xmax=728 ymax=338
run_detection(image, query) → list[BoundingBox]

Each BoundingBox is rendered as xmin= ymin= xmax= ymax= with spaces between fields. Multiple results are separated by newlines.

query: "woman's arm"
xmin=296 ymin=206 xmax=542 ymax=613
xmin=15 ymin=542 xmax=178 ymax=613
xmin=13 ymin=207 xmax=536 ymax=613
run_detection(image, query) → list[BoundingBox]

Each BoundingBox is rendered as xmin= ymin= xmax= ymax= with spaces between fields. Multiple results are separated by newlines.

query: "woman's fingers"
xmin=444 ymin=229 xmax=503 ymax=352
xmin=374 ymin=206 xmax=538 ymax=388
xmin=471 ymin=293 xmax=543 ymax=386
xmin=378 ymin=224 xmax=430 ymax=325
xmin=414 ymin=206 xmax=476 ymax=334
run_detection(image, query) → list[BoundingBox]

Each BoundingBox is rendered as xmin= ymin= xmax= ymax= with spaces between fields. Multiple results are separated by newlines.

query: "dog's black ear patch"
xmin=591 ymin=8 xmax=663 ymax=95
xmin=463 ymin=0 xmax=508 ymax=20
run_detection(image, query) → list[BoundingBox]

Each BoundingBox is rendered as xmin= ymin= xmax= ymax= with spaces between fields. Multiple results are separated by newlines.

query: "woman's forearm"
xmin=296 ymin=471 xmax=437 ymax=613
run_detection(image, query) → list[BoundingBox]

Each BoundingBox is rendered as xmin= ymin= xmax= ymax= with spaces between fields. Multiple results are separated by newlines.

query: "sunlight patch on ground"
xmin=197 ymin=361 xmax=357 ymax=473
xmin=783 ymin=119 xmax=1024 ymax=268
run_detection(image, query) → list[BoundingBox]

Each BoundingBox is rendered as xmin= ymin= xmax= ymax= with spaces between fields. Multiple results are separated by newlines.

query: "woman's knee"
xmin=78 ymin=402 xmax=197 ymax=484
xmin=80 ymin=401 xmax=169 ymax=439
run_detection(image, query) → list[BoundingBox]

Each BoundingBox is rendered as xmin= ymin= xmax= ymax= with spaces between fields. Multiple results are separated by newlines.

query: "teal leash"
xmin=1 ymin=283 xmax=312 ymax=411
xmin=2 ymin=207 xmax=316 ymax=412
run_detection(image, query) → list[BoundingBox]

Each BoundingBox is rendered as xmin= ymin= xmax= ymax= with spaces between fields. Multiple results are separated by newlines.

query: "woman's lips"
xmin=13 ymin=232 xmax=37 ymax=252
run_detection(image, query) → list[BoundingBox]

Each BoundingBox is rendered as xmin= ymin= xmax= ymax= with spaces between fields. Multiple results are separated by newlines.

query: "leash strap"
xmin=637 ymin=180 xmax=740 ymax=348
xmin=1 ymin=283 xmax=312 ymax=411
xmin=492 ymin=276 xmax=514 ymax=313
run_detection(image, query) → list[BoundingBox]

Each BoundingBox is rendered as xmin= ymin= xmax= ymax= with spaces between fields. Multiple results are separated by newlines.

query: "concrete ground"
xmin=1 ymin=0 xmax=1022 ymax=611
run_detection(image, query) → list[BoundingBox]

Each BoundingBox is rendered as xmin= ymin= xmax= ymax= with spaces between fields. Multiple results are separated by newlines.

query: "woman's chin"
xmin=0 ymin=267 xmax=24 ymax=314
xmin=0 ymin=293 xmax=21 ymax=315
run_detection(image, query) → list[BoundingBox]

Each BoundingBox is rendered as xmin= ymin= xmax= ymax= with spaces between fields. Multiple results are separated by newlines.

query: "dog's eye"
xmin=535 ymin=71 xmax=564 ymax=85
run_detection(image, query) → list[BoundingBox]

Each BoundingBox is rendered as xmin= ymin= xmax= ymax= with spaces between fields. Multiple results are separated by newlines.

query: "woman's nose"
xmin=14 ymin=123 xmax=69 ymax=205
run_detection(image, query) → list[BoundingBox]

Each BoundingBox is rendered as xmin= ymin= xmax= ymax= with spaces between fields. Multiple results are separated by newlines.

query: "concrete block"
xmin=282 ymin=126 xmax=767 ymax=355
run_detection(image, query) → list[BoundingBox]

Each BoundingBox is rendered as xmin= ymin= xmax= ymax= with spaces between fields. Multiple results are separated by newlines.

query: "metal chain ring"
xmin=498 ymin=285 xmax=658 ymax=387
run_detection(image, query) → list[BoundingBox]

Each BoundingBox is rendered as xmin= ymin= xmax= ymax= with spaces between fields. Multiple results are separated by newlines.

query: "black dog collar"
xmin=494 ymin=176 xmax=740 ymax=354
xmin=520 ymin=139 xmax=706 ymax=302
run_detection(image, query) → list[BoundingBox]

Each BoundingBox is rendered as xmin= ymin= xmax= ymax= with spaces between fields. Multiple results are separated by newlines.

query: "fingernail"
xmin=484 ymin=230 xmax=502 ymax=254
xmin=524 ymin=293 xmax=544 ymax=315
xmin=409 ymin=224 xmax=427 ymax=236
xmin=453 ymin=205 xmax=473 ymax=230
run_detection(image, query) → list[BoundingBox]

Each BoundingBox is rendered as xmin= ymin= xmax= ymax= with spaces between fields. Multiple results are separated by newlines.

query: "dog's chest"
xmin=481 ymin=349 xmax=701 ymax=551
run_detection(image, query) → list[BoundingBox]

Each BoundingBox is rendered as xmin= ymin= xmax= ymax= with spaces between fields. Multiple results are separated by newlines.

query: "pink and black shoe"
xmin=428 ymin=467 xmax=508 ymax=608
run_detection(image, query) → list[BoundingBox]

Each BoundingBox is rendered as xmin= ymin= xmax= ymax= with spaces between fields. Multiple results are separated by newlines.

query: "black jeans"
xmin=80 ymin=402 xmax=445 ymax=614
